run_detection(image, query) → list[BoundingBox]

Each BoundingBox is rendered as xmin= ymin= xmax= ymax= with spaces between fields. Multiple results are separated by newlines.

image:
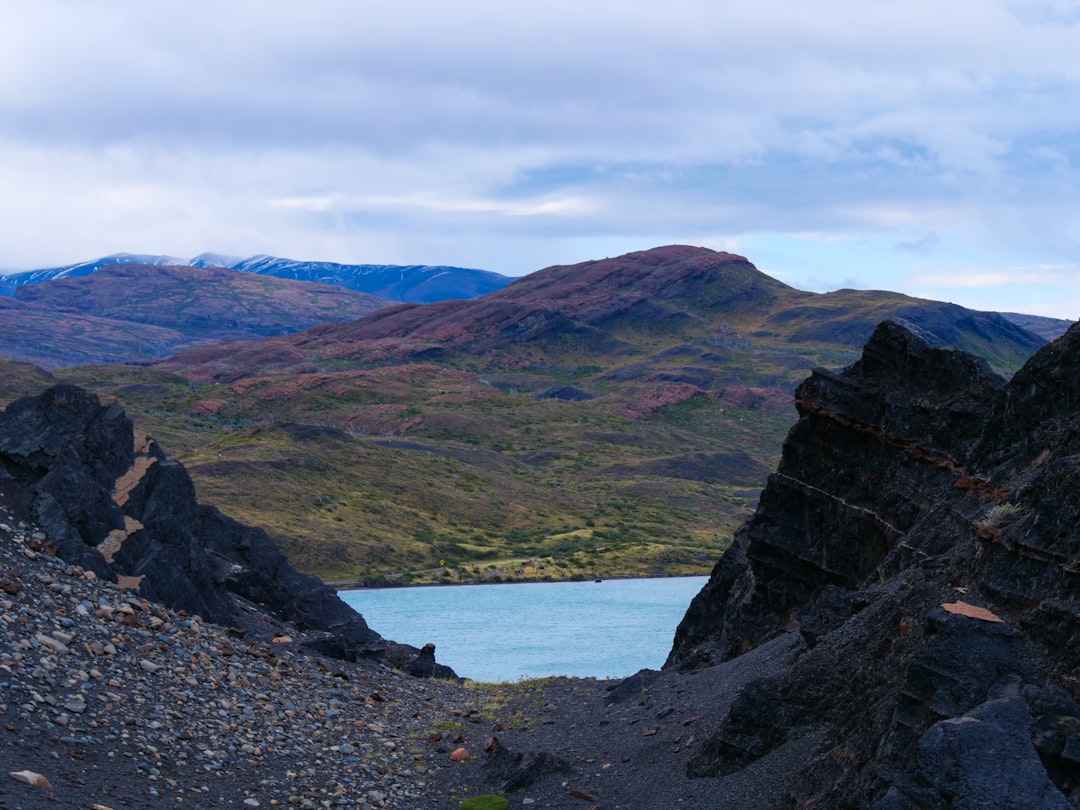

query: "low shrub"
xmin=458 ymin=796 xmax=509 ymax=810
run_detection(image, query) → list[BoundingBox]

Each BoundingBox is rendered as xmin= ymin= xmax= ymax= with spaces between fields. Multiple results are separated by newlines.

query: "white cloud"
xmin=895 ymin=233 xmax=941 ymax=255
xmin=272 ymin=192 xmax=599 ymax=218
xmin=909 ymin=264 xmax=1080 ymax=288
xmin=0 ymin=0 xmax=1079 ymax=315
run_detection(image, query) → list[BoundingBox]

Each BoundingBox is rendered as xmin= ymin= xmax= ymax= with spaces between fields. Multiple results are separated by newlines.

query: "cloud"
xmin=896 ymin=233 xmax=941 ymax=255
xmin=5 ymin=1 xmax=1076 ymax=162
xmin=0 ymin=0 xmax=1079 ymax=318
xmin=272 ymin=191 xmax=599 ymax=218
xmin=908 ymin=264 xmax=1080 ymax=288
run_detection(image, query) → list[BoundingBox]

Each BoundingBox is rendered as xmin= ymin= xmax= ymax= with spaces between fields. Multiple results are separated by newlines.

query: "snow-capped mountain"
xmin=2 ymin=253 xmax=514 ymax=304
xmin=1 ymin=253 xmax=183 ymax=288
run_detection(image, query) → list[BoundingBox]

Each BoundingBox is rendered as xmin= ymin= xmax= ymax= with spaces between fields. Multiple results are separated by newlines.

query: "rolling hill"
xmin=156 ymin=245 xmax=1046 ymax=384
xmin=0 ymin=245 xmax=1067 ymax=586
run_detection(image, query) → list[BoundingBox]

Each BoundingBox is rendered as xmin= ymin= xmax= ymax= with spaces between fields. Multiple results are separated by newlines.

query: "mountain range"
xmin=0 ymin=251 xmax=513 ymax=303
xmin=0 ymin=263 xmax=388 ymax=369
xmin=155 ymin=244 xmax=1062 ymax=383
xmin=0 ymin=244 xmax=1072 ymax=587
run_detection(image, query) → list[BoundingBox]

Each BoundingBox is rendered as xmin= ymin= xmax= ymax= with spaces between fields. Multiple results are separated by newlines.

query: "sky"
xmin=2 ymin=1 xmax=1079 ymax=318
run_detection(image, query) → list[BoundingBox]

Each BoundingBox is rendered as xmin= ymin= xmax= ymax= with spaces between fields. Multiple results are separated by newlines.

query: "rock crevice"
xmin=667 ymin=320 xmax=1080 ymax=806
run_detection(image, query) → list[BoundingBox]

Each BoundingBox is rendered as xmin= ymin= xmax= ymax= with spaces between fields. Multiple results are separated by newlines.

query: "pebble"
xmin=9 ymin=769 xmax=52 ymax=788
xmin=0 ymin=506 xmax=483 ymax=808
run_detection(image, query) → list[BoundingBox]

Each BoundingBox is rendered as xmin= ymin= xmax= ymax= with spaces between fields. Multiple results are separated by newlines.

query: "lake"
xmin=339 ymin=576 xmax=709 ymax=682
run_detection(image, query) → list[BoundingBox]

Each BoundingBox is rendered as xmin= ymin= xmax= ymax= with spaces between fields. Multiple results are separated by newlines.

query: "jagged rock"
xmin=665 ymin=320 xmax=1080 ymax=806
xmin=0 ymin=383 xmax=456 ymax=675
xmin=382 ymin=641 xmax=457 ymax=680
xmin=0 ymin=385 xmax=132 ymax=578
xmin=603 ymin=668 xmax=660 ymax=705
xmin=485 ymin=747 xmax=572 ymax=792
xmin=536 ymin=385 xmax=593 ymax=402
xmin=902 ymin=698 xmax=1071 ymax=810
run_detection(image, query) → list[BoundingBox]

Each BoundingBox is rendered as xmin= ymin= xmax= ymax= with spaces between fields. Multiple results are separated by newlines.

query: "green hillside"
xmin=0 ymin=247 xmax=1057 ymax=586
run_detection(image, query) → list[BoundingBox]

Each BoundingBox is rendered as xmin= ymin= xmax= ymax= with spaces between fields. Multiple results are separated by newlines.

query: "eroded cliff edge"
xmin=667 ymin=320 xmax=1080 ymax=807
xmin=0 ymin=384 xmax=454 ymax=678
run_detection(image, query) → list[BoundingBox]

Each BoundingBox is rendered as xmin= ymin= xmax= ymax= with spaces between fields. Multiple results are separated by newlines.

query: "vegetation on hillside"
xmin=44 ymin=361 xmax=787 ymax=585
xmin=0 ymin=247 xmax=1059 ymax=586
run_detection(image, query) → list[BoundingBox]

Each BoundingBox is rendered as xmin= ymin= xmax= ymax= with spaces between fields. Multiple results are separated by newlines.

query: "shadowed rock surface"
xmin=667 ymin=319 xmax=1080 ymax=807
xmin=0 ymin=383 xmax=455 ymax=677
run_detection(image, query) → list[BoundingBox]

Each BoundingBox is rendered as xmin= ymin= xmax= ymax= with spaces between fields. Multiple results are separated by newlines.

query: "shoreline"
xmin=329 ymin=570 xmax=714 ymax=591
xmin=0 ymin=505 xmax=776 ymax=810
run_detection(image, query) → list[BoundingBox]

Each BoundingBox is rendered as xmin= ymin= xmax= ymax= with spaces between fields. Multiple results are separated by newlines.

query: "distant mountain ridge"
xmin=0 ymin=264 xmax=388 ymax=369
xmin=158 ymin=245 xmax=1053 ymax=384
xmin=0 ymin=245 xmax=1074 ymax=589
xmin=1 ymin=251 xmax=514 ymax=304
xmin=998 ymin=311 xmax=1073 ymax=341
xmin=3 ymin=250 xmax=1070 ymax=341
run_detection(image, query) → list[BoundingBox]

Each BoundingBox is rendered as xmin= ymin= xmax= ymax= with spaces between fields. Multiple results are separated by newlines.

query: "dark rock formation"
xmin=0 ymin=383 xmax=456 ymax=678
xmin=667 ymin=320 xmax=1080 ymax=807
xmin=485 ymin=747 xmax=572 ymax=793
xmin=536 ymin=385 xmax=593 ymax=401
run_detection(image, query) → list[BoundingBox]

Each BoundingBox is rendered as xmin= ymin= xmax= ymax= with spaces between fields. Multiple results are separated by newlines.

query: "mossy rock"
xmin=458 ymin=796 xmax=510 ymax=810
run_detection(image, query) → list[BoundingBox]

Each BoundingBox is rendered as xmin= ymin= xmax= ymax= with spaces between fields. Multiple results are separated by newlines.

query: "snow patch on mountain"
xmin=1 ymin=252 xmax=514 ymax=304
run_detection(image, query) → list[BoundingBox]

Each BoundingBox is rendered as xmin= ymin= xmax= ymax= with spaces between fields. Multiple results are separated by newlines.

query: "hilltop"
xmin=156 ymin=245 xmax=1049 ymax=382
xmin=0 ymin=245 xmax=1069 ymax=585
xmin=0 ymin=246 xmax=1063 ymax=586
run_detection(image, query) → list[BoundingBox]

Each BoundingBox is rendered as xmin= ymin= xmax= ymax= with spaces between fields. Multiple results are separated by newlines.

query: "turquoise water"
xmin=339 ymin=576 xmax=708 ymax=682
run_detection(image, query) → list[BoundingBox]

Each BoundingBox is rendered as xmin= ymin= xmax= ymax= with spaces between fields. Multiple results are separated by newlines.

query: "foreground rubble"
xmin=0 ymin=509 xmax=474 ymax=809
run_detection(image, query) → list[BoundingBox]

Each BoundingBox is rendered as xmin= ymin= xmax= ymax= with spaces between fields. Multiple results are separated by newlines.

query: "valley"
xmin=0 ymin=245 xmax=1070 ymax=586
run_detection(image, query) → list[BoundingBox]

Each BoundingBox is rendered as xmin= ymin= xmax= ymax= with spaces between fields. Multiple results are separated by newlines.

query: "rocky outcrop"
xmin=0 ymin=384 xmax=455 ymax=677
xmin=667 ymin=320 xmax=1080 ymax=807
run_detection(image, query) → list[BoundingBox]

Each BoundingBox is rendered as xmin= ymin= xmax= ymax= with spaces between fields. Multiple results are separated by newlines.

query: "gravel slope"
xmin=0 ymin=503 xmax=811 ymax=810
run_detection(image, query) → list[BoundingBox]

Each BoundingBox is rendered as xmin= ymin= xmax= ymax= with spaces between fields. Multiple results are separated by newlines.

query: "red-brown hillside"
xmin=3 ymin=264 xmax=389 ymax=368
xmin=156 ymin=244 xmax=1045 ymax=390
xmin=156 ymin=246 xmax=797 ymax=382
xmin=4 ymin=245 xmax=1056 ymax=587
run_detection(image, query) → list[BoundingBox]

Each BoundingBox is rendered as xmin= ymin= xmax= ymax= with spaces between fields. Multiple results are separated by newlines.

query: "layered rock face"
xmin=0 ymin=384 xmax=454 ymax=677
xmin=668 ymin=320 xmax=1080 ymax=807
